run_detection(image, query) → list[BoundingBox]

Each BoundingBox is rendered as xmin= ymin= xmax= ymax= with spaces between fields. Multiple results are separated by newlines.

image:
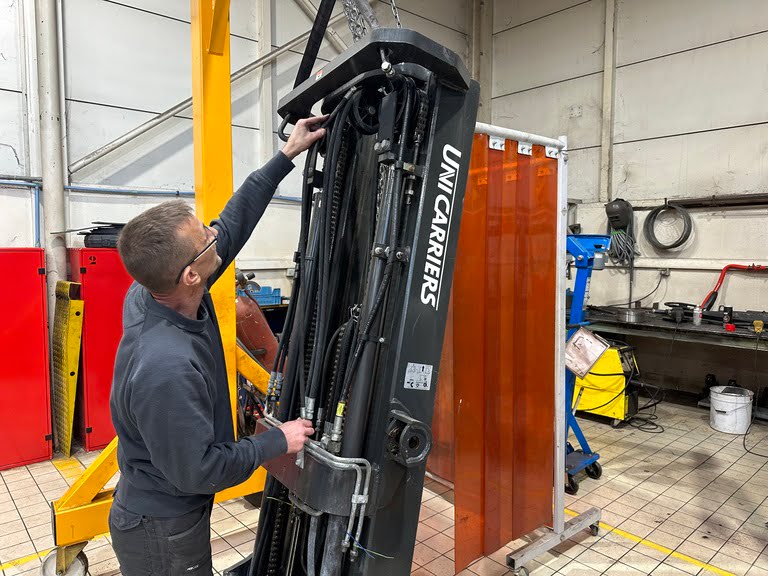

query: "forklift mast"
xmin=231 ymin=28 xmax=479 ymax=576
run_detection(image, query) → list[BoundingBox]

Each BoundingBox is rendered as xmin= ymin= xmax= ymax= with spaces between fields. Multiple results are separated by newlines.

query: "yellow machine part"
xmin=574 ymin=347 xmax=629 ymax=421
xmin=52 ymin=281 xmax=84 ymax=457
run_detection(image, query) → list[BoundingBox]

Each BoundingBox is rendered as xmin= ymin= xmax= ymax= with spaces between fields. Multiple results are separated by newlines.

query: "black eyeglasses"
xmin=175 ymin=226 xmax=218 ymax=284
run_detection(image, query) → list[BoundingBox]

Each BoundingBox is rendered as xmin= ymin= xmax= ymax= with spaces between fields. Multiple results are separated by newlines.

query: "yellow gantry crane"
xmin=49 ymin=1 xmax=270 ymax=572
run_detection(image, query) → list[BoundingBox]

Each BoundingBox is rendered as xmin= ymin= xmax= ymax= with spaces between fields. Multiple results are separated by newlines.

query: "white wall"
xmin=0 ymin=0 xmax=468 ymax=293
xmin=492 ymin=0 xmax=768 ymax=312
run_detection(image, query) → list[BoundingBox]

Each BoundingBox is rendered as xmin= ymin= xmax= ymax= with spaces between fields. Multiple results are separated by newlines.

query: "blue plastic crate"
xmin=240 ymin=285 xmax=282 ymax=306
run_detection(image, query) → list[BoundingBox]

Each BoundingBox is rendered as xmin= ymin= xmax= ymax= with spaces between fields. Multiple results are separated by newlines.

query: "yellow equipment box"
xmin=573 ymin=345 xmax=639 ymax=422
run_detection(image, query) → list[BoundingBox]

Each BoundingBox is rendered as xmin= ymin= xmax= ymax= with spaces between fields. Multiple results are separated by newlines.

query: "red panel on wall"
xmin=69 ymin=248 xmax=133 ymax=451
xmin=0 ymin=248 xmax=52 ymax=470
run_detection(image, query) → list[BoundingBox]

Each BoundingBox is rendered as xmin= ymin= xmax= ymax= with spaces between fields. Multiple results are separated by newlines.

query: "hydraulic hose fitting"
xmin=265 ymin=372 xmax=277 ymax=414
xmin=305 ymin=397 xmax=316 ymax=423
xmin=331 ymin=414 xmax=344 ymax=443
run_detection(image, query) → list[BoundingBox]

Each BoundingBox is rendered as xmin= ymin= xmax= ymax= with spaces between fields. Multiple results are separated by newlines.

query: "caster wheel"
xmin=513 ymin=568 xmax=529 ymax=576
xmin=585 ymin=461 xmax=603 ymax=480
xmin=42 ymin=549 xmax=88 ymax=576
xmin=565 ymin=475 xmax=579 ymax=495
xmin=590 ymin=523 xmax=600 ymax=536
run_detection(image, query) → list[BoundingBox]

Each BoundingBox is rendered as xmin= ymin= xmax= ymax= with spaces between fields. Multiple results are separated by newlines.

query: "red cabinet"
xmin=0 ymin=248 xmax=52 ymax=470
xmin=69 ymin=249 xmax=133 ymax=451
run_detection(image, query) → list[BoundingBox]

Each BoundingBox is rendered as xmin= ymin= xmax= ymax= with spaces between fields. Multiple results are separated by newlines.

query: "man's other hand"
xmin=278 ymin=418 xmax=314 ymax=454
xmin=282 ymin=115 xmax=328 ymax=160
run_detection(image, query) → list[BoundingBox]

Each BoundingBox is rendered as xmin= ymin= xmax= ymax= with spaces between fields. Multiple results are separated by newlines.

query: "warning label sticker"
xmin=404 ymin=362 xmax=433 ymax=391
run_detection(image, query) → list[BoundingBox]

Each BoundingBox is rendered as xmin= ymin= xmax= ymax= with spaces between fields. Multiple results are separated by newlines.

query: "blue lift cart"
xmin=564 ymin=234 xmax=611 ymax=495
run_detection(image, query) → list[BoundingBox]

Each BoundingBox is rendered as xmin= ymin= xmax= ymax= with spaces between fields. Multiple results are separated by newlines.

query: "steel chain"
xmin=390 ymin=0 xmax=402 ymax=28
xmin=341 ymin=0 xmax=367 ymax=42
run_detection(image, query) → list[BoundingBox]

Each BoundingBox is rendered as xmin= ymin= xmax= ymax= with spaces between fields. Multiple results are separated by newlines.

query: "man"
xmin=108 ymin=116 xmax=326 ymax=576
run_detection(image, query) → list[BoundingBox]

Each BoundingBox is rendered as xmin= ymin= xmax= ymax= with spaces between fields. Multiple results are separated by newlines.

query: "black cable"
xmin=643 ymin=203 xmax=693 ymax=250
xmin=613 ymin=383 xmax=666 ymax=434
xmin=627 ymin=274 xmax=663 ymax=307
xmin=659 ymin=324 xmax=679 ymax=390
xmin=605 ymin=200 xmax=638 ymax=307
xmin=743 ymin=332 xmax=768 ymax=457
xmin=575 ymin=388 xmax=626 ymax=412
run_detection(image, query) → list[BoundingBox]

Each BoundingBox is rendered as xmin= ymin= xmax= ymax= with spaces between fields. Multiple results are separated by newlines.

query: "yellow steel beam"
xmin=191 ymin=0 xmax=238 ymax=436
xmin=54 ymin=438 xmax=118 ymax=511
xmin=207 ymin=0 xmax=230 ymax=55
xmin=214 ymin=467 xmax=267 ymax=503
xmin=236 ymin=345 xmax=270 ymax=394
xmin=54 ymin=490 xmax=113 ymax=547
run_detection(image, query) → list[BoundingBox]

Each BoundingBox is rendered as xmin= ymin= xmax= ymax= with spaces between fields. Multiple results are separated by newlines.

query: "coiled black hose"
xmin=643 ymin=203 xmax=692 ymax=250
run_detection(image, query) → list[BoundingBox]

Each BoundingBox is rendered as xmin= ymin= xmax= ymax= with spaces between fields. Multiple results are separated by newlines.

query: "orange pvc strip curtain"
xmin=429 ymin=133 xmax=558 ymax=572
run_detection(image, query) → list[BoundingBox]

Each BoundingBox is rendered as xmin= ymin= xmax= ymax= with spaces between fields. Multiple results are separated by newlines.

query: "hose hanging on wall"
xmin=643 ymin=203 xmax=693 ymax=251
xmin=605 ymin=198 xmax=638 ymax=307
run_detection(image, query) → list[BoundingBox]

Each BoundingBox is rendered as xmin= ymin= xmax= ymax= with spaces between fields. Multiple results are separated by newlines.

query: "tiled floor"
xmin=1 ymin=401 xmax=767 ymax=576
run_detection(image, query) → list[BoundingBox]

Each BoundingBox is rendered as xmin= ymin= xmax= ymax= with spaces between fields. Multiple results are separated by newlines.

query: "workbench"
xmin=586 ymin=308 xmax=768 ymax=351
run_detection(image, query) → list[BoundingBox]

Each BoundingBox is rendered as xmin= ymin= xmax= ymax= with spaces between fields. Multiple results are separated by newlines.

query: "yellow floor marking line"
xmin=0 ymin=531 xmax=110 ymax=571
xmin=52 ymin=457 xmax=85 ymax=472
xmin=565 ymin=508 xmax=735 ymax=576
xmin=0 ymin=548 xmax=53 ymax=571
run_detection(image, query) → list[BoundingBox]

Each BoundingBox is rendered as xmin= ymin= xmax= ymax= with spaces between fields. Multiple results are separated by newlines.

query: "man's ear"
xmin=179 ymin=266 xmax=203 ymax=288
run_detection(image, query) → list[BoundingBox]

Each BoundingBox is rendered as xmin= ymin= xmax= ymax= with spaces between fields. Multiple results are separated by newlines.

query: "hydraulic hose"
xmin=308 ymin=99 xmax=355 ymax=408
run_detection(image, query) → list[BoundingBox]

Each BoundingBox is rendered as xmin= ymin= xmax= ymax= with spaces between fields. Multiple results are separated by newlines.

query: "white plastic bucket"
xmin=710 ymin=386 xmax=753 ymax=434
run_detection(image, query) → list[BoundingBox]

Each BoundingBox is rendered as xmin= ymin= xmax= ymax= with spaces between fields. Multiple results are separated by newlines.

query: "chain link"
xmin=390 ymin=0 xmax=402 ymax=28
xmin=341 ymin=0 xmax=367 ymax=42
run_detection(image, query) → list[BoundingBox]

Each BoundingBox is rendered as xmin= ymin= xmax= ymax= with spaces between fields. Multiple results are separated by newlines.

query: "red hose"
xmin=700 ymin=263 xmax=768 ymax=310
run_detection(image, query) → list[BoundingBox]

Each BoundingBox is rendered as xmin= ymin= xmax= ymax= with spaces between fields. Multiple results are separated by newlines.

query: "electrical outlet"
xmin=660 ymin=268 xmax=671 ymax=277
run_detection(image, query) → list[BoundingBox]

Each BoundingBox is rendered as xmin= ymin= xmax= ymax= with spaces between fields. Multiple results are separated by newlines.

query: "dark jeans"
xmin=109 ymin=499 xmax=213 ymax=576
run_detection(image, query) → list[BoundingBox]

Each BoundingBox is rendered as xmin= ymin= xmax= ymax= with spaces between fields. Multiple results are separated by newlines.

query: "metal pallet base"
xmin=506 ymin=507 xmax=601 ymax=574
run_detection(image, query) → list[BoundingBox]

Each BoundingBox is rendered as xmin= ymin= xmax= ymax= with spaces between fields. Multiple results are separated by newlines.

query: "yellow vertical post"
xmin=190 ymin=0 xmax=238 ymax=434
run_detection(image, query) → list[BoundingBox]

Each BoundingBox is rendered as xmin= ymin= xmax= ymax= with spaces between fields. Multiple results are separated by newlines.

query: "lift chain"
xmin=342 ymin=0 xmax=368 ymax=42
xmin=390 ymin=0 xmax=402 ymax=28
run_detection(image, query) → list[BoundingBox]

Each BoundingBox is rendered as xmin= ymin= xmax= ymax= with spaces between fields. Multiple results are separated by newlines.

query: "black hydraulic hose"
xmin=308 ymin=101 xmax=354 ymax=405
xmin=308 ymin=515 xmax=319 ymax=576
xmin=337 ymin=81 xmax=415 ymax=417
xmin=327 ymin=320 xmax=357 ymax=427
xmin=320 ymin=323 xmax=346 ymax=395
xmin=319 ymin=519 xmax=346 ymax=576
xmin=272 ymin=140 xmax=321 ymax=382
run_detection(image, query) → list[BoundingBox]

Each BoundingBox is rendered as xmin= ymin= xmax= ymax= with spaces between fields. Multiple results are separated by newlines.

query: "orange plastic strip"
xmin=448 ymin=135 xmax=558 ymax=571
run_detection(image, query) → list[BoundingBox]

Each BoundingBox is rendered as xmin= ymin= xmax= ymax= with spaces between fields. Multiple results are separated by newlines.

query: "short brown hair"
xmin=118 ymin=200 xmax=198 ymax=293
